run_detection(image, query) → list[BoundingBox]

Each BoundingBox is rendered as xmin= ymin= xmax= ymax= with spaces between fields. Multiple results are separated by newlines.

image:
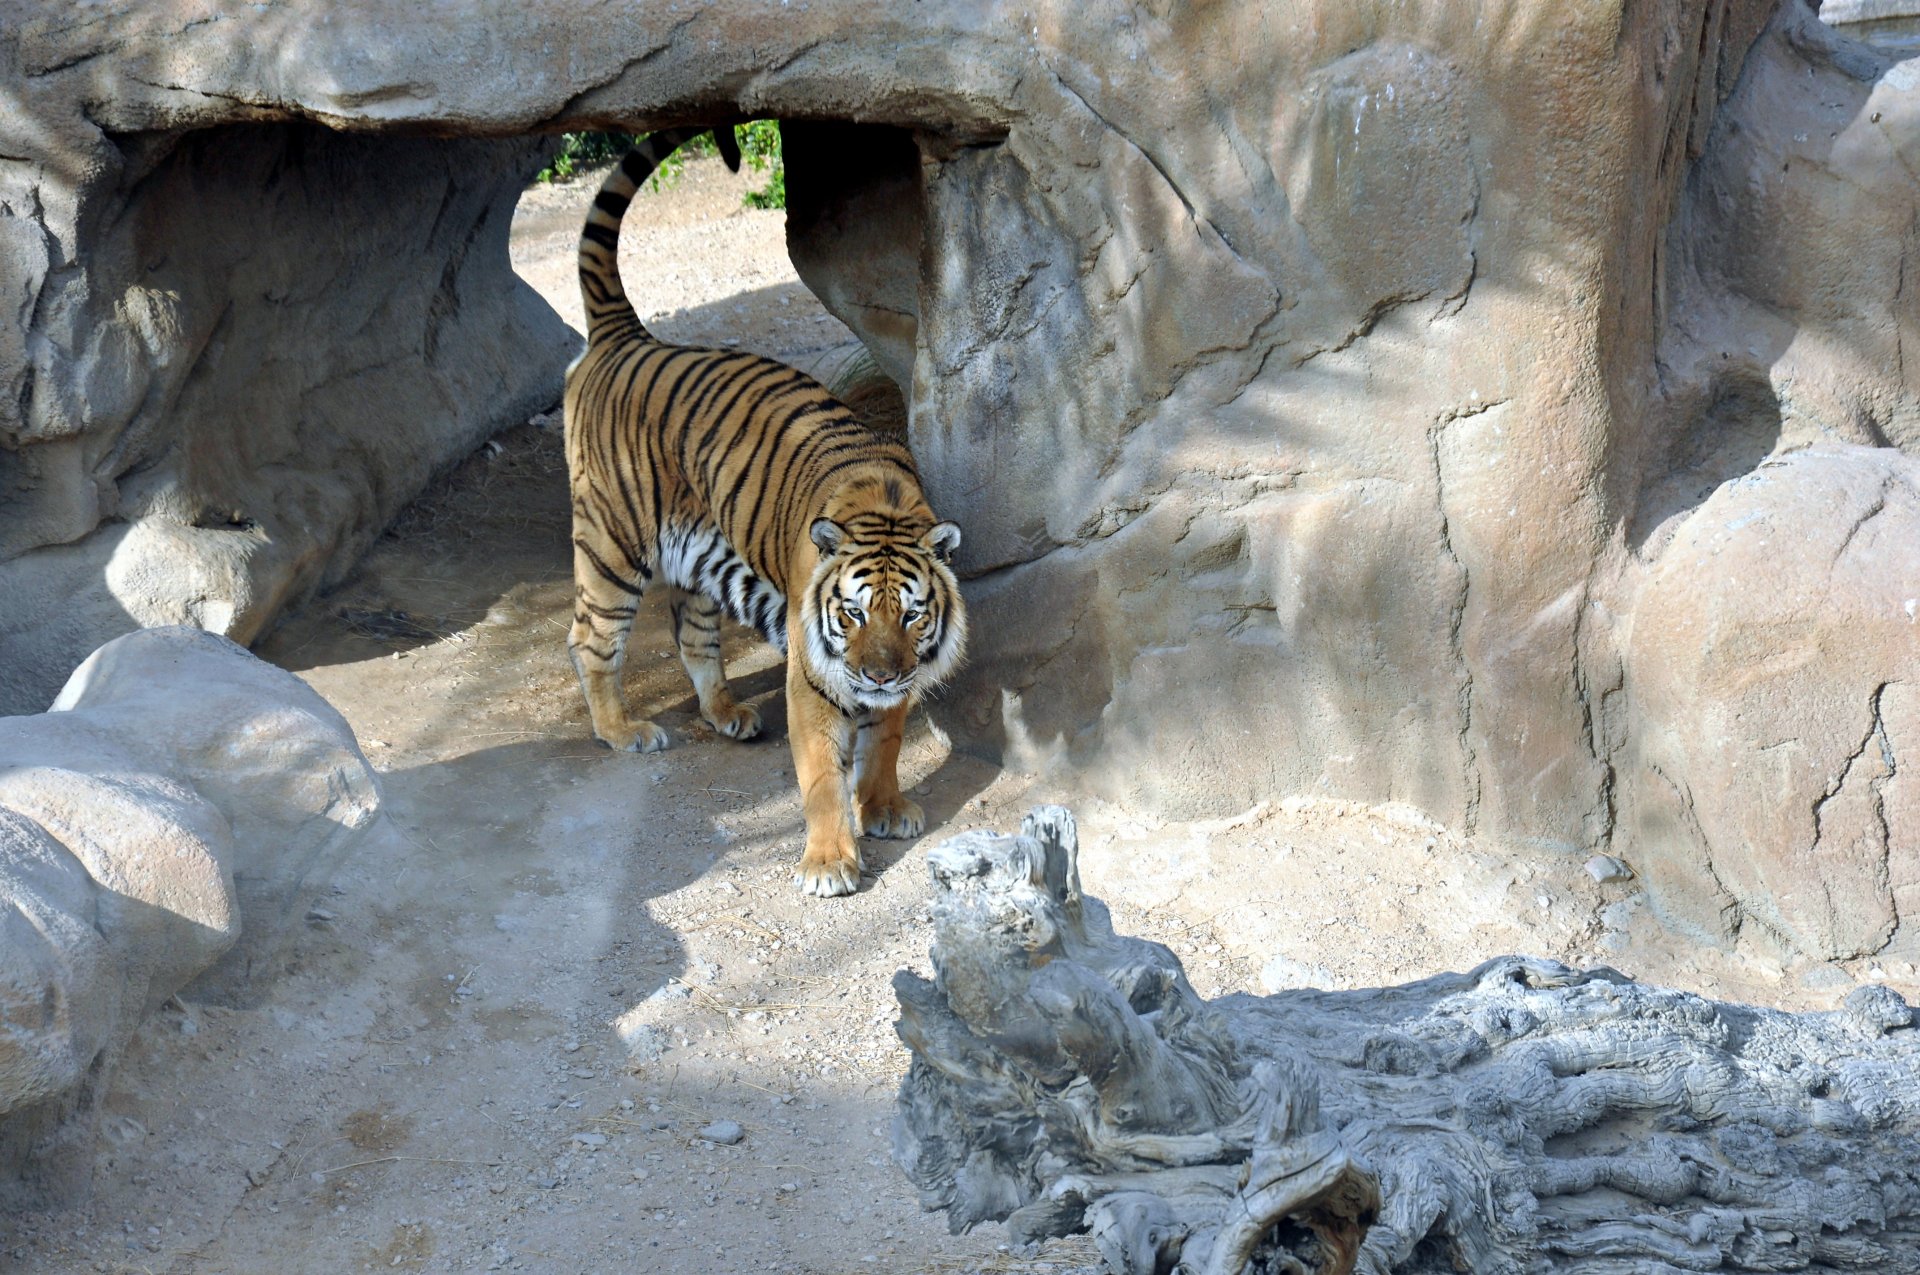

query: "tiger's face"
xmin=803 ymin=515 xmax=966 ymax=712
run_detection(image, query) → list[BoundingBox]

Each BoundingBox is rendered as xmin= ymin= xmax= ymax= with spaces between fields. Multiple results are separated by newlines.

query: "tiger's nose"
xmin=863 ymin=667 xmax=899 ymax=685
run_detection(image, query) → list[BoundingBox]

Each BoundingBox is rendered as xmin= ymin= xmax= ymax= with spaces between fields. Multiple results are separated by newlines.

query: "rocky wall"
xmin=2 ymin=0 xmax=1917 ymax=960
xmin=0 ymin=108 xmax=572 ymax=711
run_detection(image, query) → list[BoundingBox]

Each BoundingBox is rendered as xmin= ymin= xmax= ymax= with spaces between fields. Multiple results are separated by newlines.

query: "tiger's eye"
xmin=843 ymin=605 xmax=865 ymax=625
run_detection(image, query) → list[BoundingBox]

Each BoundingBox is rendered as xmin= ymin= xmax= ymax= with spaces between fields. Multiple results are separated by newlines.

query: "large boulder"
xmin=2 ymin=1 xmax=1916 ymax=958
xmin=1623 ymin=447 xmax=1920 ymax=961
xmin=0 ymin=627 xmax=379 ymax=1191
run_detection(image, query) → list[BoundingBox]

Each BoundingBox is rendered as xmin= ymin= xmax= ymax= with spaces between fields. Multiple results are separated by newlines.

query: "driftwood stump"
xmin=892 ymin=808 xmax=1920 ymax=1274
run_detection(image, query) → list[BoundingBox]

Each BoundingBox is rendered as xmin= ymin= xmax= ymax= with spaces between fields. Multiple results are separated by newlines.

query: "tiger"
xmin=564 ymin=126 xmax=968 ymax=898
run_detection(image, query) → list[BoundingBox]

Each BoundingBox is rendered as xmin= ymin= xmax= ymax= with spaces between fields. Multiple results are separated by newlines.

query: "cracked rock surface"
xmin=2 ymin=0 xmax=1917 ymax=959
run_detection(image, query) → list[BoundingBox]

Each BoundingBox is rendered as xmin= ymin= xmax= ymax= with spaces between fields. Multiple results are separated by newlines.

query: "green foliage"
xmin=532 ymin=121 xmax=785 ymax=210
xmin=736 ymin=120 xmax=785 ymax=209
xmin=534 ymin=132 xmax=634 ymax=185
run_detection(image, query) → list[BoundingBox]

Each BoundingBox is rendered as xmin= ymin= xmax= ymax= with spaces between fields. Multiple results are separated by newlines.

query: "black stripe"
xmin=666 ymin=356 xmax=739 ymax=449
xmin=576 ymin=540 xmax=645 ymax=595
xmin=803 ymin=667 xmax=854 ymax=716
xmin=683 ymin=357 xmax=760 ymax=452
xmin=582 ymin=223 xmax=618 ymax=250
xmin=689 ymin=360 xmax=771 ymax=457
xmin=621 ymin=148 xmax=656 ymax=181
xmin=595 ymin=190 xmax=632 ymax=217
xmin=699 ymin=361 xmax=793 ymax=457
xmin=725 ymin=385 xmax=833 ymax=541
xmin=643 ymin=347 xmax=709 ymax=426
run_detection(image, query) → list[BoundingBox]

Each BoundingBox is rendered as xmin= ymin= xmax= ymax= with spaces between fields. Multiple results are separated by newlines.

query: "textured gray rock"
xmin=0 ymin=627 xmax=379 ymax=1191
xmin=1623 ymin=446 xmax=1920 ymax=961
xmin=895 ymin=810 xmax=1920 ymax=1273
xmin=3 ymin=0 xmax=1917 ymax=959
xmin=0 ymin=115 xmax=571 ymax=712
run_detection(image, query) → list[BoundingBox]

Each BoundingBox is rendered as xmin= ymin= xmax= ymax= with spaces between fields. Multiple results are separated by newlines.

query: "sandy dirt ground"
xmin=7 ymin=154 xmax=1911 ymax=1275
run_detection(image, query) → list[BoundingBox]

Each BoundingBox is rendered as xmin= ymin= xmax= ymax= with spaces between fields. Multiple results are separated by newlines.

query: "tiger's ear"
xmin=810 ymin=518 xmax=848 ymax=556
xmin=924 ymin=521 xmax=962 ymax=564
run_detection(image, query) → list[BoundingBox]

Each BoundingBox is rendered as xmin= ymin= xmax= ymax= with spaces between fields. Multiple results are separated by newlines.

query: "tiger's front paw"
xmin=796 ymin=836 xmax=863 ymax=898
xmin=595 ymin=719 xmax=670 ymax=753
xmin=859 ymin=794 xmax=925 ymax=840
xmin=706 ymin=701 xmax=762 ymax=741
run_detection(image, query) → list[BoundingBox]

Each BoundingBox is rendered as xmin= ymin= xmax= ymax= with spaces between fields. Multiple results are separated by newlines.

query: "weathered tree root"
xmin=891 ymin=807 xmax=1920 ymax=1274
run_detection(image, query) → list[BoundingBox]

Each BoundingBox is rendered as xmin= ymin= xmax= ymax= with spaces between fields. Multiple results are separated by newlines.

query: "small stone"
xmin=571 ymin=1132 xmax=608 ymax=1149
xmin=1584 ymin=855 xmax=1634 ymax=884
xmin=697 ymin=1120 xmax=744 ymax=1146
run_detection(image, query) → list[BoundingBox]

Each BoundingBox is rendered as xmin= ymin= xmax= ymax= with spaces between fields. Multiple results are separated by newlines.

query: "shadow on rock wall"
xmin=0 ymin=117 xmax=573 ymax=714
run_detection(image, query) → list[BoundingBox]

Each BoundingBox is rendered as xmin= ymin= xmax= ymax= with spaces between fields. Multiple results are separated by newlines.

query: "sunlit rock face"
xmin=2 ymin=0 xmax=1916 ymax=958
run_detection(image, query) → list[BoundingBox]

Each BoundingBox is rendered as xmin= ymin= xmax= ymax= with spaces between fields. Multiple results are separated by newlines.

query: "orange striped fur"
xmin=564 ymin=128 xmax=967 ymax=897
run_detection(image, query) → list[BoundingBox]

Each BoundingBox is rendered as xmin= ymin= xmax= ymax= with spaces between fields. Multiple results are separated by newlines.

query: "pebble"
xmin=698 ymin=1120 xmax=745 ymax=1146
xmin=572 ymin=1132 xmax=607 ymax=1149
xmin=1585 ymin=854 xmax=1634 ymax=884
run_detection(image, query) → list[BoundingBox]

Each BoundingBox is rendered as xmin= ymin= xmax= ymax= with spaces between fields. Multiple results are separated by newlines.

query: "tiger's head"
xmin=800 ymin=504 xmax=966 ymax=713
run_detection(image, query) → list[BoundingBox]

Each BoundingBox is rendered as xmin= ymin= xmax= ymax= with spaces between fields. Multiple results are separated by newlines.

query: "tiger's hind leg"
xmin=853 ymin=702 xmax=924 ymax=838
xmin=568 ymin=531 xmax=669 ymax=753
xmin=667 ymin=587 xmax=762 ymax=741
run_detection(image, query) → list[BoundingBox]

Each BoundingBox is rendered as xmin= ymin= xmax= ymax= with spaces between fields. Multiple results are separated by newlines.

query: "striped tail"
xmin=577 ymin=126 xmax=744 ymax=341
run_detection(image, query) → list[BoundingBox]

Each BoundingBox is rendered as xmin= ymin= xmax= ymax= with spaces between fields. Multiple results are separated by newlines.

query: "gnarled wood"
xmin=893 ymin=807 xmax=1920 ymax=1274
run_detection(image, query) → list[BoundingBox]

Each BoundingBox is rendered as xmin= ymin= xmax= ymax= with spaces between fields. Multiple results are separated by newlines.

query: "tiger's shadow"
xmin=641 ymin=652 xmax=998 ymax=890
xmin=647 ymin=661 xmax=997 ymax=892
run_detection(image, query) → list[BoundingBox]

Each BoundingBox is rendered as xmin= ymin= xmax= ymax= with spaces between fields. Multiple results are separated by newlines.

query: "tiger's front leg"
xmin=854 ymin=702 xmax=924 ymax=838
xmin=787 ymin=662 xmax=861 ymax=897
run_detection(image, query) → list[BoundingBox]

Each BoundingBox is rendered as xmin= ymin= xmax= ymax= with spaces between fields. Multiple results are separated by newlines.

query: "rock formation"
xmin=0 ymin=627 xmax=380 ymax=1193
xmin=894 ymin=809 xmax=1920 ymax=1273
xmin=2 ymin=0 xmax=1916 ymax=958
